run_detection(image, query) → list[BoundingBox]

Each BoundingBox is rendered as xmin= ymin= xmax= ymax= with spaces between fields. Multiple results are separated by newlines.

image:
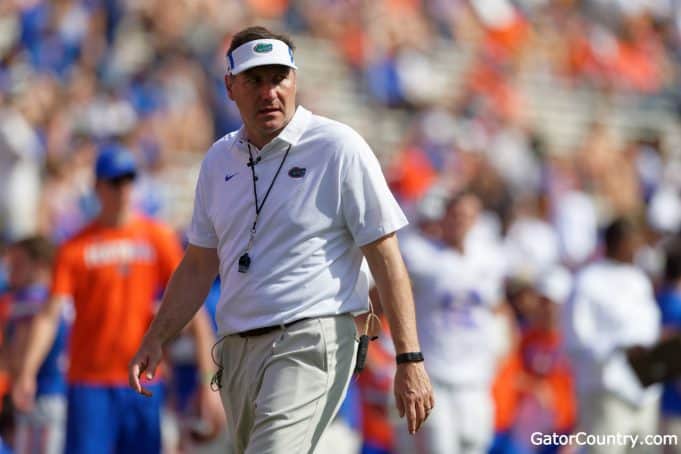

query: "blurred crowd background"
xmin=1 ymin=0 xmax=681 ymax=453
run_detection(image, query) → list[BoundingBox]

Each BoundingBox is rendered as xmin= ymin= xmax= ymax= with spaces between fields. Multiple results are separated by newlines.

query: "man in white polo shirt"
xmin=128 ymin=26 xmax=433 ymax=453
xmin=563 ymin=218 xmax=660 ymax=454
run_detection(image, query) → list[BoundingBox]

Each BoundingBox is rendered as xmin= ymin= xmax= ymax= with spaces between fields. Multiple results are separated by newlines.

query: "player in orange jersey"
xmin=12 ymin=144 xmax=223 ymax=453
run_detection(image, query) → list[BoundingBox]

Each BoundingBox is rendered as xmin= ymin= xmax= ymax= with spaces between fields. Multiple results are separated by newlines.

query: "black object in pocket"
xmin=354 ymin=334 xmax=370 ymax=374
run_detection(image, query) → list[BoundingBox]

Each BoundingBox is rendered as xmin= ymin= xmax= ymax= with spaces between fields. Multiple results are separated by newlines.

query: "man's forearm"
xmin=145 ymin=259 xmax=216 ymax=347
xmin=373 ymin=260 xmax=421 ymax=354
xmin=362 ymin=234 xmax=421 ymax=354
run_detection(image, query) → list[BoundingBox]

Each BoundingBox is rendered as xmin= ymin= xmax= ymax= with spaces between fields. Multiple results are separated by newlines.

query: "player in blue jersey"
xmin=3 ymin=236 xmax=70 ymax=454
xmin=657 ymin=239 xmax=681 ymax=443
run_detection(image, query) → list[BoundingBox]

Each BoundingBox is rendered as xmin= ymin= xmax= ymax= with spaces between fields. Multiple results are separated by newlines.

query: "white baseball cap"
xmin=535 ymin=266 xmax=573 ymax=304
xmin=227 ymin=39 xmax=298 ymax=75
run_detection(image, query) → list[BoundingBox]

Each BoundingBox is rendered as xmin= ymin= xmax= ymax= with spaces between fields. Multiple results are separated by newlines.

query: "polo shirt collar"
xmin=276 ymin=105 xmax=310 ymax=146
xmin=235 ymin=105 xmax=310 ymax=152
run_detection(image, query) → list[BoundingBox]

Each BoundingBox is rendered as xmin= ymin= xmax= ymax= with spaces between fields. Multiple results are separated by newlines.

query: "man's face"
xmin=225 ymin=65 xmax=296 ymax=143
xmin=95 ymin=174 xmax=135 ymax=216
xmin=442 ymin=194 xmax=480 ymax=247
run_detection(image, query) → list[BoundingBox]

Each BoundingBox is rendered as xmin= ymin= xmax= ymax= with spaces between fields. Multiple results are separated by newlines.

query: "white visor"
xmin=227 ymin=39 xmax=297 ymax=75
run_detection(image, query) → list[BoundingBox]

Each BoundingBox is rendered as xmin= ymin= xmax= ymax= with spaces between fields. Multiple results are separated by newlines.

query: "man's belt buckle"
xmin=237 ymin=318 xmax=309 ymax=338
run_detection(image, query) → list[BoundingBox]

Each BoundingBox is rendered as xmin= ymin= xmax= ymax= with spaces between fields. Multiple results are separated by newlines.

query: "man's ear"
xmin=224 ymin=74 xmax=234 ymax=101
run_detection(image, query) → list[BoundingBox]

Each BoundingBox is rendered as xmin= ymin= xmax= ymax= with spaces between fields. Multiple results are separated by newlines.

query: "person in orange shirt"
xmin=12 ymin=145 xmax=222 ymax=454
xmin=514 ymin=267 xmax=577 ymax=453
xmin=490 ymin=348 xmax=524 ymax=454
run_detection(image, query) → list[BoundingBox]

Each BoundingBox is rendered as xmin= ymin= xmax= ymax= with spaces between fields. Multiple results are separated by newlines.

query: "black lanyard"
xmin=238 ymin=143 xmax=292 ymax=273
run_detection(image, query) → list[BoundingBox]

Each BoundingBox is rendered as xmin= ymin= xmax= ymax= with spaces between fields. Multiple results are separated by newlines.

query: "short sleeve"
xmin=51 ymin=244 xmax=76 ymax=298
xmin=187 ymin=161 xmax=219 ymax=248
xmin=340 ymin=132 xmax=408 ymax=246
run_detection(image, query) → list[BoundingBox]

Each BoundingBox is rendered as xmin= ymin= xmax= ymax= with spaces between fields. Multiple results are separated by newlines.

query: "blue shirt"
xmin=658 ymin=286 xmax=681 ymax=416
xmin=203 ymin=278 xmax=221 ymax=333
xmin=7 ymin=285 xmax=69 ymax=397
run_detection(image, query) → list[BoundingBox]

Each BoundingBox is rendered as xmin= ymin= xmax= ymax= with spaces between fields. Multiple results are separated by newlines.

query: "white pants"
xmin=217 ymin=315 xmax=357 ymax=454
xmin=14 ymin=394 xmax=66 ymax=454
xmin=394 ymin=381 xmax=494 ymax=454
xmin=578 ymin=391 xmax=660 ymax=454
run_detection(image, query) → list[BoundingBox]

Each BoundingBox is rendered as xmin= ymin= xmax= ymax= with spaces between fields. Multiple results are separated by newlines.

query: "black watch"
xmin=396 ymin=352 xmax=424 ymax=364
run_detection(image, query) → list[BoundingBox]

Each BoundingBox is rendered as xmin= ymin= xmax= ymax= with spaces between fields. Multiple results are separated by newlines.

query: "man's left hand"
xmin=394 ymin=361 xmax=434 ymax=435
xmin=128 ymin=338 xmax=164 ymax=396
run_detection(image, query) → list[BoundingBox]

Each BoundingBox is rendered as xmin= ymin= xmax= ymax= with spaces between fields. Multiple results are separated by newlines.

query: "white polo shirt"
xmin=187 ymin=106 xmax=408 ymax=336
xmin=563 ymin=259 xmax=661 ymax=406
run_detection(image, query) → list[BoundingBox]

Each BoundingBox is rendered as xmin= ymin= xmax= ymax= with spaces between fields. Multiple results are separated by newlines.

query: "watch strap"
xmin=396 ymin=352 xmax=424 ymax=364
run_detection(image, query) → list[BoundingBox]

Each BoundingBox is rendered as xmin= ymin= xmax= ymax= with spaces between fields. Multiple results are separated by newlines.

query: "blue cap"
xmin=95 ymin=145 xmax=138 ymax=181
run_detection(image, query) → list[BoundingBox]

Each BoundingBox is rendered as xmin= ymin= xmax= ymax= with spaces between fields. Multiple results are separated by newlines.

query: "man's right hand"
xmin=12 ymin=373 xmax=37 ymax=412
xmin=128 ymin=338 xmax=164 ymax=397
xmin=394 ymin=361 xmax=434 ymax=435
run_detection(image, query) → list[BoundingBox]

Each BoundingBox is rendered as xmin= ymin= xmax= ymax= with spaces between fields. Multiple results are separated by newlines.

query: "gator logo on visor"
xmin=254 ymin=43 xmax=273 ymax=53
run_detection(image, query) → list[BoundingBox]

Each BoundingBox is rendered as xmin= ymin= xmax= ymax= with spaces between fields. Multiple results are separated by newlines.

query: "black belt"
xmin=237 ymin=318 xmax=310 ymax=338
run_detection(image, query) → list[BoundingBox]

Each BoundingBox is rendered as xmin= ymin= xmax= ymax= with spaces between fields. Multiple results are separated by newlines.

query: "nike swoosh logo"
xmin=225 ymin=172 xmax=238 ymax=181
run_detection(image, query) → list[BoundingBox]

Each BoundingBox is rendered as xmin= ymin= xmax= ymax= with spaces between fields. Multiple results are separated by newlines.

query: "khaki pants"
xmin=578 ymin=391 xmax=660 ymax=454
xmin=216 ymin=315 xmax=357 ymax=454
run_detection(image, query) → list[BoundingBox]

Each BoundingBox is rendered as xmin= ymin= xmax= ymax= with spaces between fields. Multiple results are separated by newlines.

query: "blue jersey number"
xmin=440 ymin=290 xmax=482 ymax=328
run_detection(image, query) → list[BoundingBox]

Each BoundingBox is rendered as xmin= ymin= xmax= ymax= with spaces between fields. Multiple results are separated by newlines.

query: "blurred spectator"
xmin=0 ymin=0 xmax=679 ymax=451
xmin=552 ymin=187 xmax=599 ymax=269
xmin=0 ymin=91 xmax=44 ymax=241
xmin=397 ymin=190 xmax=506 ymax=454
xmin=576 ymin=122 xmax=643 ymax=219
xmin=504 ymin=192 xmax=560 ymax=281
xmin=657 ymin=239 xmax=681 ymax=450
xmin=0 ymin=246 xmax=6 ymax=294
xmin=489 ymin=350 xmax=524 ymax=454
xmin=11 ymin=145 xmax=221 ymax=453
xmin=358 ymin=321 xmax=397 ymax=454
xmin=563 ymin=218 xmax=661 ymax=454
xmin=2 ymin=236 xmax=69 ymax=454
xmin=37 ymin=137 xmax=97 ymax=244
xmin=513 ymin=267 xmax=577 ymax=453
